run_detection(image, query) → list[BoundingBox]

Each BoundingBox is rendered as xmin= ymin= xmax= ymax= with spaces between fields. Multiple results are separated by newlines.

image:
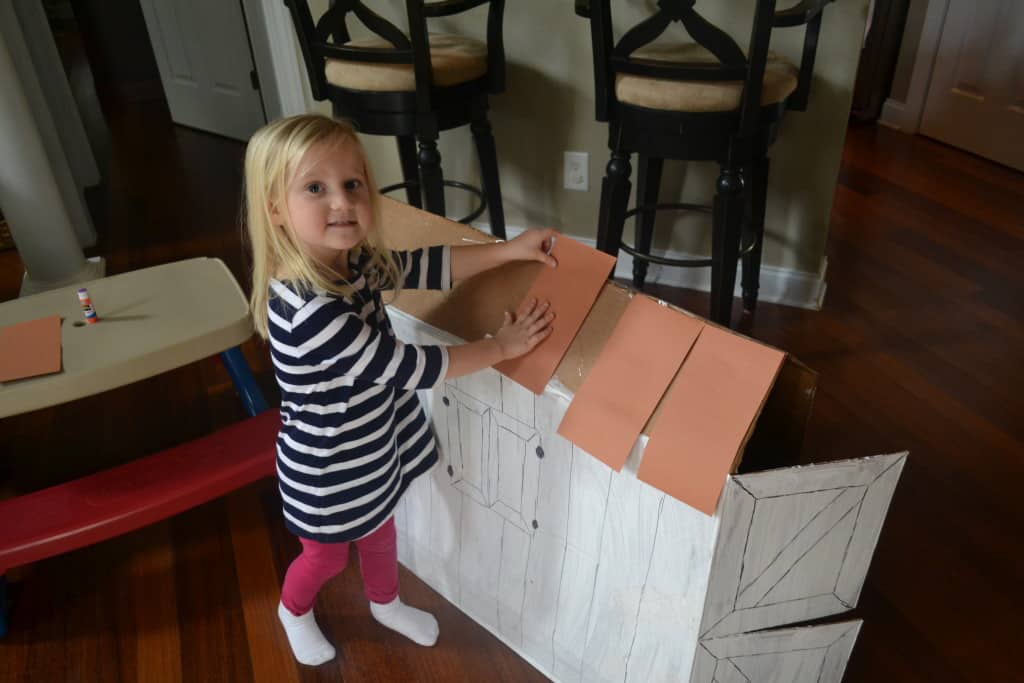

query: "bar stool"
xmin=578 ymin=0 xmax=833 ymax=326
xmin=284 ymin=0 xmax=507 ymax=238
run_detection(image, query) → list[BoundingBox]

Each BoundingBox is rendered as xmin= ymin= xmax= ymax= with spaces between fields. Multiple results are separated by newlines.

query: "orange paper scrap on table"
xmin=0 ymin=316 xmax=62 ymax=383
xmin=558 ymin=295 xmax=703 ymax=470
xmin=638 ymin=325 xmax=785 ymax=515
xmin=496 ymin=235 xmax=616 ymax=394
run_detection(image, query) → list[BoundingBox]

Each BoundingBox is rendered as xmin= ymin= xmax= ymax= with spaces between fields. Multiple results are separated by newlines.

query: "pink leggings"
xmin=280 ymin=517 xmax=398 ymax=616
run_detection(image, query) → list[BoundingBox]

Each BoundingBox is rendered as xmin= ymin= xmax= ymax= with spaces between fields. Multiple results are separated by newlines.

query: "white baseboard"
xmin=879 ymin=98 xmax=919 ymax=133
xmin=475 ymin=223 xmax=827 ymax=311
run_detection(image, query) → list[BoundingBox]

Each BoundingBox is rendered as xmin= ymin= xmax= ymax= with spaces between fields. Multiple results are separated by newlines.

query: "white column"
xmin=0 ymin=12 xmax=103 ymax=295
xmin=12 ymin=0 xmax=101 ymax=247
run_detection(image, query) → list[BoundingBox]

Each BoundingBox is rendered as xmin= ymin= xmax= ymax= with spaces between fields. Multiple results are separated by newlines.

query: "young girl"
xmin=244 ymin=114 xmax=556 ymax=666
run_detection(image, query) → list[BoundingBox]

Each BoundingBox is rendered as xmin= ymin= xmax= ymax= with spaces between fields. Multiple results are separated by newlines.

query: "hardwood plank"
xmin=121 ymin=524 xmax=183 ymax=683
xmin=171 ymin=503 xmax=254 ymax=683
xmin=226 ymin=487 xmax=301 ymax=683
xmin=0 ymin=565 xmax=66 ymax=682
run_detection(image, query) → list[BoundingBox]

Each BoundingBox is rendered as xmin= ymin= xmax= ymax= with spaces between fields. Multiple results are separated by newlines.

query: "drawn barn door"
xmin=440 ymin=385 xmax=541 ymax=533
xmin=920 ymin=0 xmax=1024 ymax=171
xmin=692 ymin=452 xmax=907 ymax=683
xmin=690 ymin=621 xmax=862 ymax=683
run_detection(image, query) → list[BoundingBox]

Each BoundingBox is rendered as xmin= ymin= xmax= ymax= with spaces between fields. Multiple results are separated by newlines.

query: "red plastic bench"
xmin=0 ymin=409 xmax=279 ymax=573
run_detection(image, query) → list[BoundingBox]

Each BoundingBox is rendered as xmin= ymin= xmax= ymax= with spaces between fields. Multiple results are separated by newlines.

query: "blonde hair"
xmin=243 ymin=114 xmax=402 ymax=338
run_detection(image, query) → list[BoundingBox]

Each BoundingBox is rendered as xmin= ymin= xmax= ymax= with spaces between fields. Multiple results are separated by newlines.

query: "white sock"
xmin=277 ymin=602 xmax=336 ymax=666
xmin=369 ymin=597 xmax=439 ymax=647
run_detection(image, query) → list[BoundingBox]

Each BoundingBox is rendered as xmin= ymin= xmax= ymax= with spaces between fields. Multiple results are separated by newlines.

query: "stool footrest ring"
xmin=621 ymin=239 xmax=757 ymax=269
xmin=380 ymin=179 xmax=487 ymax=224
xmin=621 ymin=241 xmax=712 ymax=268
xmin=619 ymin=200 xmax=756 ymax=268
xmin=623 ymin=201 xmax=712 ymax=220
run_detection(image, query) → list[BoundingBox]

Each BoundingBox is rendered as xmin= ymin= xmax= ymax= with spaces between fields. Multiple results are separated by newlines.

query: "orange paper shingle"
xmin=558 ymin=296 xmax=703 ymax=470
xmin=496 ymin=236 xmax=615 ymax=394
xmin=638 ymin=325 xmax=784 ymax=515
xmin=0 ymin=316 xmax=62 ymax=383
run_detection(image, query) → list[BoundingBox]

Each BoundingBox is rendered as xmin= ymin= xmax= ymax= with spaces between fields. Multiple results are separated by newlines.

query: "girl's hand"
xmin=506 ymin=228 xmax=558 ymax=268
xmin=494 ymin=298 xmax=555 ymax=360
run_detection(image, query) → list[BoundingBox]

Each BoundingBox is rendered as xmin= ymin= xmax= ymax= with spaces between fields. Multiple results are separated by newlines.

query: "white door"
xmin=139 ymin=0 xmax=266 ymax=141
xmin=920 ymin=0 xmax=1024 ymax=171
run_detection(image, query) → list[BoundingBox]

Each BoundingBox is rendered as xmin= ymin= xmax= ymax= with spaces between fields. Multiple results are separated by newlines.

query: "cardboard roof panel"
xmin=380 ymin=198 xmax=809 ymax=497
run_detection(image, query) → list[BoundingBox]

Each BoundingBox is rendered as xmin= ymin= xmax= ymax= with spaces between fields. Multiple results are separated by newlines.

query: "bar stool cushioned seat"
xmin=286 ymin=0 xmax=508 ymax=236
xmin=326 ymin=33 xmax=488 ymax=91
xmin=615 ymin=44 xmax=799 ymax=113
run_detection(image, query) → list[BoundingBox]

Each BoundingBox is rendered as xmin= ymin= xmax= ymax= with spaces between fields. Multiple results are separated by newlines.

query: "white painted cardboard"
xmin=389 ymin=309 xmax=903 ymax=683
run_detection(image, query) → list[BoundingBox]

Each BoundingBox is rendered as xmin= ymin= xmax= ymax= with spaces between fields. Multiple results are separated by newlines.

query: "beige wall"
xmin=307 ymin=0 xmax=869 ymax=276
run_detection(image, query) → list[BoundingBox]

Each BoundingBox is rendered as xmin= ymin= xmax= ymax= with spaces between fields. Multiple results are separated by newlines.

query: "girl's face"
xmin=278 ymin=138 xmax=373 ymax=270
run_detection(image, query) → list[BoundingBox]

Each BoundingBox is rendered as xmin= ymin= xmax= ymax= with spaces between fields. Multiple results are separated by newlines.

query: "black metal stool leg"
xmin=597 ymin=151 xmax=632 ymax=259
xmin=471 ymin=106 xmax=506 ymax=239
xmin=397 ymin=136 xmax=422 ymax=208
xmin=417 ymin=133 xmax=446 ymax=218
xmin=633 ymin=155 xmax=663 ymax=290
xmin=710 ymin=164 xmax=744 ymax=327
xmin=742 ymin=155 xmax=769 ymax=313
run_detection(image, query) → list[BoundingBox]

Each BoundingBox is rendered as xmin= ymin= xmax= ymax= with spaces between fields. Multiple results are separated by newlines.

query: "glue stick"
xmin=77 ymin=287 xmax=99 ymax=324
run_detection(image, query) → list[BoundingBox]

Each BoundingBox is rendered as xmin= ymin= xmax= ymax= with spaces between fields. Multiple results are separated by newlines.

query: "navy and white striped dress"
xmin=267 ymin=245 xmax=451 ymax=542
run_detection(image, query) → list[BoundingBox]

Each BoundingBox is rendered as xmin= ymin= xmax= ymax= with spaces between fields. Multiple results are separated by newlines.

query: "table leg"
xmin=219 ymin=347 xmax=269 ymax=417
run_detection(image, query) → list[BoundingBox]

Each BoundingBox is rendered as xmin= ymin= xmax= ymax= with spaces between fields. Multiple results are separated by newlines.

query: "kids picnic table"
xmin=0 ymin=257 xmax=277 ymax=637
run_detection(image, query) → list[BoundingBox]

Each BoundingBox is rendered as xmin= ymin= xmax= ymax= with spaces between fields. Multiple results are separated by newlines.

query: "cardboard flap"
xmin=740 ymin=357 xmax=818 ymax=474
xmin=700 ymin=452 xmax=906 ymax=639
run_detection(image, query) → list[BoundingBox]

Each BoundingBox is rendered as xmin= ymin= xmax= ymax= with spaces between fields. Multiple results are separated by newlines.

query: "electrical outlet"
xmin=563 ymin=151 xmax=589 ymax=191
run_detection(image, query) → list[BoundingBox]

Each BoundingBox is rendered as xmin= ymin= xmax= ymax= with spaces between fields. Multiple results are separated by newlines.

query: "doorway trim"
xmin=244 ymin=0 xmax=311 ymax=119
xmin=879 ymin=0 xmax=949 ymax=133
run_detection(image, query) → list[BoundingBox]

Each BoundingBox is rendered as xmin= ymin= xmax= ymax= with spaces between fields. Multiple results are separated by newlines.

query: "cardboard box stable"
xmin=381 ymin=198 xmax=904 ymax=683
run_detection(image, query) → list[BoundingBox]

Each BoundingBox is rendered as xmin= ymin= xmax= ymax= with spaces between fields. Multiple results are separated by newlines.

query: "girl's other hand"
xmin=494 ymin=298 xmax=554 ymax=360
xmin=507 ymin=228 xmax=558 ymax=268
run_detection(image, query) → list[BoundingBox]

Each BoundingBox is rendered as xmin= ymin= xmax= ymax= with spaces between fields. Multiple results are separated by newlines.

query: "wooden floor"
xmin=1 ymin=95 xmax=1022 ymax=681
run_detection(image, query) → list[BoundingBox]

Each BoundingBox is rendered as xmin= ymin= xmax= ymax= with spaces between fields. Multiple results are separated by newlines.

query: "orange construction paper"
xmin=557 ymin=296 xmax=703 ymax=470
xmin=0 ymin=316 xmax=62 ymax=383
xmin=495 ymin=235 xmax=616 ymax=394
xmin=638 ymin=325 xmax=785 ymax=515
